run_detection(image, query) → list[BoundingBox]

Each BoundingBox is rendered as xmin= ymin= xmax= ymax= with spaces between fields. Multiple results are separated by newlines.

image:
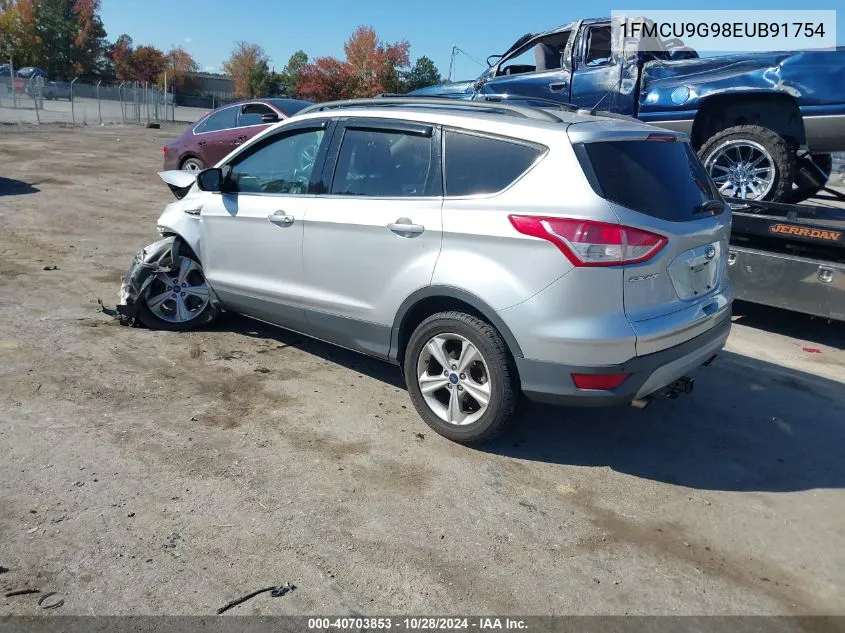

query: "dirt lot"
xmin=1 ymin=124 xmax=844 ymax=616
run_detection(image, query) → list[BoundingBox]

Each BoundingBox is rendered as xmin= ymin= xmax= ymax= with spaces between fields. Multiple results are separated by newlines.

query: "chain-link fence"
xmin=0 ymin=61 xmax=216 ymax=125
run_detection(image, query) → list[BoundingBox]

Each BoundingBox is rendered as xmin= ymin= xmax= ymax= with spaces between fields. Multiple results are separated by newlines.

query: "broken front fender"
xmin=115 ymin=235 xmax=219 ymax=326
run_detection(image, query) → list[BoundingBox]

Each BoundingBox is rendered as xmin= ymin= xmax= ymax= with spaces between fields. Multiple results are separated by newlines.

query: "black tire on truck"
xmin=698 ymin=125 xmax=795 ymax=202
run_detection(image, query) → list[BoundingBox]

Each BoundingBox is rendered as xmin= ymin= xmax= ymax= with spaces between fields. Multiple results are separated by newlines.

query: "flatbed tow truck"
xmin=727 ymin=195 xmax=845 ymax=321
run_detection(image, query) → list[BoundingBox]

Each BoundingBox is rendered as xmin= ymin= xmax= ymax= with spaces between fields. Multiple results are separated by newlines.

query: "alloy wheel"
xmin=416 ymin=333 xmax=492 ymax=426
xmin=705 ymin=140 xmax=775 ymax=200
xmin=144 ymin=257 xmax=210 ymax=324
xmin=182 ymin=159 xmax=203 ymax=173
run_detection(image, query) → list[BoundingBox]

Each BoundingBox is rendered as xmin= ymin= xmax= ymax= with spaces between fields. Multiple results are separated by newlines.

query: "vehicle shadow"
xmin=732 ymin=300 xmax=845 ymax=350
xmin=218 ymin=314 xmax=845 ymax=493
xmin=0 ymin=177 xmax=40 ymax=197
xmin=213 ymin=313 xmax=405 ymax=388
xmin=485 ymin=350 xmax=845 ymax=493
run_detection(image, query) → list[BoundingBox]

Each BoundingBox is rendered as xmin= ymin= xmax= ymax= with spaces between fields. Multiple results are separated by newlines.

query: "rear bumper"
xmin=162 ymin=150 xmax=180 ymax=171
xmin=517 ymin=312 xmax=731 ymax=406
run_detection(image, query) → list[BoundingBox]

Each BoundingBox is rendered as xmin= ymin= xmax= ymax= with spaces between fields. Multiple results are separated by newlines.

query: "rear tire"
xmin=403 ymin=311 xmax=518 ymax=445
xmin=699 ymin=125 xmax=795 ymax=202
xmin=180 ymin=157 xmax=205 ymax=172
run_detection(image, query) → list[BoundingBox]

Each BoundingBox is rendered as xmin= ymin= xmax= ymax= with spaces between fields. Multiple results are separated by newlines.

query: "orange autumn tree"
xmin=161 ymin=46 xmax=200 ymax=93
xmin=222 ymin=41 xmax=270 ymax=99
xmin=0 ymin=0 xmax=41 ymax=68
xmin=298 ymin=26 xmax=410 ymax=102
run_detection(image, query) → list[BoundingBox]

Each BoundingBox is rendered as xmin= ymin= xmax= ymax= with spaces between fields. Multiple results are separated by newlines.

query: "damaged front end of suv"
xmin=116 ymin=234 xmax=221 ymax=328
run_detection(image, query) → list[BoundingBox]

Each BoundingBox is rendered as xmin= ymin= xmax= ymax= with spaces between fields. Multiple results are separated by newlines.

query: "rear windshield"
xmin=575 ymin=140 xmax=722 ymax=221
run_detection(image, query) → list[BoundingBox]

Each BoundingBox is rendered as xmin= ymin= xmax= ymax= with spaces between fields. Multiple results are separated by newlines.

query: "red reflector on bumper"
xmin=571 ymin=373 xmax=630 ymax=390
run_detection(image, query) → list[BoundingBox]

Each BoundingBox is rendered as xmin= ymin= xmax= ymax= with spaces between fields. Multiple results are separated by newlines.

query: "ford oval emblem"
xmin=705 ymin=246 xmax=716 ymax=260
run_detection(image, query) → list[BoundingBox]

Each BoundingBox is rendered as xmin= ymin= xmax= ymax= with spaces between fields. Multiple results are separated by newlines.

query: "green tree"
xmin=22 ymin=0 xmax=106 ymax=78
xmin=246 ymin=58 xmax=277 ymax=97
xmin=403 ymin=56 xmax=442 ymax=92
xmin=279 ymin=49 xmax=307 ymax=96
xmin=34 ymin=0 xmax=76 ymax=77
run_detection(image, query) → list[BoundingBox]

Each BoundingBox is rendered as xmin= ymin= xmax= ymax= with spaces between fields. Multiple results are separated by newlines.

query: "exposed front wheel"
xmin=699 ymin=125 xmax=795 ymax=202
xmin=404 ymin=312 xmax=518 ymax=444
xmin=136 ymin=250 xmax=219 ymax=331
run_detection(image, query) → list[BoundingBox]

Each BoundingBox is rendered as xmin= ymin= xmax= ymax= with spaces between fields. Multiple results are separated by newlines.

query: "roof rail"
xmin=296 ymin=96 xmax=564 ymax=123
xmin=470 ymin=93 xmax=579 ymax=111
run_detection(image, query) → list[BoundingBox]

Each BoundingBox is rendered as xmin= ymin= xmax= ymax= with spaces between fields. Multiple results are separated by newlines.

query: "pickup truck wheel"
xmin=699 ymin=125 xmax=794 ymax=202
xmin=404 ymin=312 xmax=518 ymax=445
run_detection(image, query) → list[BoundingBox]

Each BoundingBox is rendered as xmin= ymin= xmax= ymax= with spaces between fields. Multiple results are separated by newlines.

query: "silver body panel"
xmin=154 ymin=104 xmax=733 ymax=404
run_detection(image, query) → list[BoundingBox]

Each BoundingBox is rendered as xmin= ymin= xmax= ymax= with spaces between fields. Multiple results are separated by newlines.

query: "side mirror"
xmin=196 ymin=167 xmax=223 ymax=192
xmin=261 ymin=112 xmax=280 ymax=123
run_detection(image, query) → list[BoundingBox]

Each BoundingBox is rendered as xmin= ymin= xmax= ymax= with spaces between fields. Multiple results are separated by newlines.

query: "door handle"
xmin=548 ymin=82 xmax=568 ymax=92
xmin=237 ymin=135 xmax=248 ymax=140
xmin=197 ymin=140 xmax=207 ymax=146
xmin=268 ymin=211 xmax=294 ymax=226
xmin=387 ymin=218 xmax=424 ymax=236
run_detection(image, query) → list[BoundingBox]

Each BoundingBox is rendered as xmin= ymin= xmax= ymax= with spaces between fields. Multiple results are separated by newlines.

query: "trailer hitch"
xmin=661 ymin=376 xmax=695 ymax=399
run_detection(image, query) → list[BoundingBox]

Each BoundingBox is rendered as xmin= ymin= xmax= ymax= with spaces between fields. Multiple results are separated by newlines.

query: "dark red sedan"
xmin=162 ymin=98 xmax=312 ymax=172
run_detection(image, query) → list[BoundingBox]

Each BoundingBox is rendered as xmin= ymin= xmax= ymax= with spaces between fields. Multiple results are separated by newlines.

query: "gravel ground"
xmin=1 ymin=125 xmax=844 ymax=616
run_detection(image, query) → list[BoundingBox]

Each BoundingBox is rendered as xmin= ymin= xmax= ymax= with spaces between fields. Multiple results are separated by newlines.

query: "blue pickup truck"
xmin=412 ymin=17 xmax=845 ymax=203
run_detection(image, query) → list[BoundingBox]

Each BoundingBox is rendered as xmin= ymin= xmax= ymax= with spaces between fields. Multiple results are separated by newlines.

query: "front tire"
xmin=136 ymin=248 xmax=219 ymax=331
xmin=699 ymin=125 xmax=795 ymax=202
xmin=403 ymin=311 xmax=518 ymax=444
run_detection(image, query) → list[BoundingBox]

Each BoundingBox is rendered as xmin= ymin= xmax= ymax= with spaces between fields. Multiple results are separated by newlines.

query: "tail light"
xmin=162 ymin=146 xmax=167 ymax=154
xmin=508 ymin=215 xmax=667 ymax=267
xmin=571 ymin=373 xmax=630 ymax=390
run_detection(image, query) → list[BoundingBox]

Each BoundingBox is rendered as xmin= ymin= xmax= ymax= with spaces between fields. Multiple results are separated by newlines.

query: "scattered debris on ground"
xmin=216 ymin=582 xmax=296 ymax=615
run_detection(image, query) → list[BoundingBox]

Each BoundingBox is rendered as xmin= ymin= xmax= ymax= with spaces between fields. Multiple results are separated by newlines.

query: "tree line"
xmin=0 ymin=0 xmax=443 ymax=100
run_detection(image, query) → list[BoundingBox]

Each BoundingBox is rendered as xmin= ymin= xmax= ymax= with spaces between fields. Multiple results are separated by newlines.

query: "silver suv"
xmin=119 ymin=98 xmax=733 ymax=444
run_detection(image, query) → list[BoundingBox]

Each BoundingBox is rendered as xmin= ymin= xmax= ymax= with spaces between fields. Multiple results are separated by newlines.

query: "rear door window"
xmin=330 ymin=127 xmax=436 ymax=197
xmin=575 ymin=140 xmax=722 ymax=221
xmin=195 ymin=106 xmax=237 ymax=133
xmin=444 ymin=130 xmax=544 ymax=196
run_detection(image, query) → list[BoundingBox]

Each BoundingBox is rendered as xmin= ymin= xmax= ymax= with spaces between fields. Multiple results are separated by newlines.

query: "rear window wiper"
xmin=695 ymin=199 xmax=725 ymax=214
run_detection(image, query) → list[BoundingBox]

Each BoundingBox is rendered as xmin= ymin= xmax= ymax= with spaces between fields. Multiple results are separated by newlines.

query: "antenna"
xmin=447 ymin=45 xmax=487 ymax=82
xmin=448 ymin=45 xmax=457 ymax=82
